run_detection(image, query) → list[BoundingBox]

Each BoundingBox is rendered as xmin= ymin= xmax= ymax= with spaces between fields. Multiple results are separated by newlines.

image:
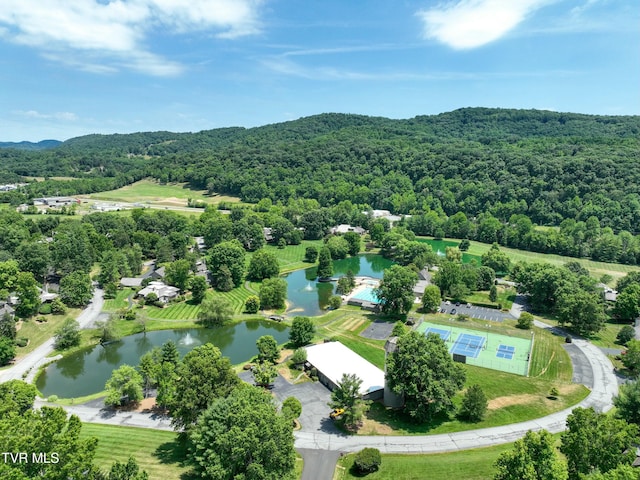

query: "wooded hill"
xmin=1 ymin=108 xmax=639 ymax=230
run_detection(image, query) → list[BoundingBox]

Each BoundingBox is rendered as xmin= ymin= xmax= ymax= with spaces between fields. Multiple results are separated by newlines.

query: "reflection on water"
xmin=284 ymin=254 xmax=394 ymax=317
xmin=36 ymin=320 xmax=289 ymax=398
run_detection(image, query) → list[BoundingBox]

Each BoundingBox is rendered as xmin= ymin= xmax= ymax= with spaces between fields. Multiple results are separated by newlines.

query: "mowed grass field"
xmin=418 ymin=236 xmax=640 ymax=281
xmin=80 ymin=179 xmax=243 ymax=206
xmin=255 ymin=240 xmax=325 ymax=273
xmin=80 ymin=423 xmax=190 ymax=480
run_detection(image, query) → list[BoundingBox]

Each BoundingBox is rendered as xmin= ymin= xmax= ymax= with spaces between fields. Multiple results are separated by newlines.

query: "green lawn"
xmin=81 ymin=423 xmax=303 ymax=480
xmin=419 ymin=236 xmax=640 ymax=281
xmin=80 ymin=423 xmax=190 ymax=480
xmin=12 ymin=312 xmax=80 ymax=358
xmin=81 ymin=179 xmax=243 ymax=206
xmin=335 ymin=443 xmax=513 ymax=480
xmin=254 ymin=240 xmax=324 ymax=273
xmin=103 ymin=288 xmax=134 ymax=312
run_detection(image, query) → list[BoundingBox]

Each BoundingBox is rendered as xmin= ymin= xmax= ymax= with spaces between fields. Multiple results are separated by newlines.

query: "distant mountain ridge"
xmin=0 ymin=140 xmax=61 ymax=150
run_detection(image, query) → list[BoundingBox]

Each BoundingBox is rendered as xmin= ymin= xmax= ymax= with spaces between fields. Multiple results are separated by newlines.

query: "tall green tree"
xmin=494 ymin=430 xmax=568 ymax=480
xmin=386 ymin=331 xmax=466 ymax=423
xmin=560 ymin=407 xmax=639 ymax=479
xmin=375 ymin=265 xmax=418 ymax=315
xmin=168 ymin=343 xmax=239 ymax=430
xmin=0 ymin=336 xmax=16 ymax=366
xmin=188 ymin=384 xmax=296 ymax=480
xmin=421 ymin=284 xmax=442 ymax=312
xmin=614 ymin=380 xmax=640 ymax=425
xmin=164 ymin=258 xmax=192 ymax=292
xmin=0 ymin=380 xmax=37 ymax=417
xmin=208 ymin=239 xmax=245 ymax=290
xmin=105 ymin=364 xmax=144 ymax=407
xmin=343 ymin=231 xmax=362 ymax=256
xmin=289 ymin=316 xmax=315 ymax=347
xmin=59 ymin=271 xmax=94 ymax=307
xmin=14 ymin=271 xmax=40 ymax=318
xmin=256 ymin=335 xmax=280 ymax=364
xmin=317 ymin=246 xmax=333 ymax=280
xmin=556 ymin=289 xmax=606 ymax=336
xmin=53 ymin=318 xmax=81 ymax=350
xmin=481 ymin=243 xmax=511 ymax=274
xmin=0 ymin=407 xmax=98 ymax=480
xmin=247 ymin=249 xmax=280 ymax=281
xmin=622 ymin=339 xmax=640 ymax=375
xmin=458 ymin=384 xmax=488 ymax=422
xmin=188 ymin=275 xmax=208 ymax=304
xmin=259 ymin=277 xmax=288 ymax=310
xmin=197 ymin=296 xmax=233 ymax=327
xmin=329 ymin=373 xmax=370 ymax=430
xmin=613 ymin=284 xmax=640 ymax=322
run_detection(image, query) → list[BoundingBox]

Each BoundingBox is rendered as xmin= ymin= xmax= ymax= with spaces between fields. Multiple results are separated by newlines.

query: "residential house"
xmin=330 ymin=224 xmax=366 ymax=235
xmin=137 ymin=281 xmax=179 ymax=304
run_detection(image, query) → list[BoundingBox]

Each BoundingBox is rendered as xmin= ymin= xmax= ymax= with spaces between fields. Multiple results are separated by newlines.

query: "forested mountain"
xmin=1 ymin=108 xmax=639 ymax=231
xmin=0 ymin=139 xmax=61 ymax=150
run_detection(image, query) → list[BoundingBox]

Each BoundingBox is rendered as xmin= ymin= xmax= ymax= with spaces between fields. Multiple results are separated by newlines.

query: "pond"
xmin=417 ymin=238 xmax=482 ymax=264
xmin=284 ymin=253 xmax=394 ymax=317
xmin=36 ymin=320 xmax=289 ymax=398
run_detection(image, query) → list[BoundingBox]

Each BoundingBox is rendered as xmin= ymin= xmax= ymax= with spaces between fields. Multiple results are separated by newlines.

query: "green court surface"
xmin=416 ymin=321 xmax=533 ymax=376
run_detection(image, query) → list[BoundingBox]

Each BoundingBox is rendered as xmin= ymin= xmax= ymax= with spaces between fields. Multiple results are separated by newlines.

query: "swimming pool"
xmin=352 ymin=287 xmax=381 ymax=304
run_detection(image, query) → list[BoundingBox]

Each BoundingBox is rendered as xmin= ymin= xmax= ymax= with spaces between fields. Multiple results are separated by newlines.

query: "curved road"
xmin=0 ymin=288 xmax=104 ymax=384
xmin=2 ymin=293 xmax=619 ymax=479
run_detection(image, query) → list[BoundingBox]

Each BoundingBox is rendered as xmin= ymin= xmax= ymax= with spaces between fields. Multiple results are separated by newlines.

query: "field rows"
xmin=80 ymin=423 xmax=187 ymax=480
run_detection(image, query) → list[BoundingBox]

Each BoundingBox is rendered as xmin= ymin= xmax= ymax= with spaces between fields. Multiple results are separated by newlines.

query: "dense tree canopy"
xmin=188 ymin=385 xmax=296 ymax=480
xmin=386 ymin=331 xmax=466 ymax=423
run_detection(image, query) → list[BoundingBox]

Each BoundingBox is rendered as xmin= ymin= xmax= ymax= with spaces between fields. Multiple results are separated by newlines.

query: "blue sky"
xmin=0 ymin=0 xmax=638 ymax=141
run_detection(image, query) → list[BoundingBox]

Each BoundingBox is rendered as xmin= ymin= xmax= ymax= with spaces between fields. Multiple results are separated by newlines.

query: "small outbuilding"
xmin=304 ymin=341 xmax=385 ymax=400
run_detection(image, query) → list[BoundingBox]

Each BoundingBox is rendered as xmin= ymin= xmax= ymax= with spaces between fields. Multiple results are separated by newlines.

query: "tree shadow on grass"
xmin=153 ymin=436 xmax=197 ymax=480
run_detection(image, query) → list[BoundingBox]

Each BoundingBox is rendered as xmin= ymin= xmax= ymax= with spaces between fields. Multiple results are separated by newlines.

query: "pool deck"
xmin=343 ymin=277 xmax=381 ymax=310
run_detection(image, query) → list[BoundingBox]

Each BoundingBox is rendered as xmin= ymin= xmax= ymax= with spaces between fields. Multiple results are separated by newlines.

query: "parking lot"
xmin=438 ymin=301 xmax=515 ymax=323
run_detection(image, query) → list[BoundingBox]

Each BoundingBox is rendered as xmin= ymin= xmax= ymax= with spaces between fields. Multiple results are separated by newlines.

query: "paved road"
xmin=0 ymin=288 xmax=104 ymax=383
xmin=1 ymin=290 xmax=619 ymax=478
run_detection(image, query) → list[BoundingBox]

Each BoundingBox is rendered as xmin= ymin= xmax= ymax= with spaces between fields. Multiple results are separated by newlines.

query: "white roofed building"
xmin=305 ymin=341 xmax=385 ymax=400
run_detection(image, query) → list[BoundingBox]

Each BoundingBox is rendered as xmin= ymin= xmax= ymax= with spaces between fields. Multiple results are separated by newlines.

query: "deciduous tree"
xmin=494 ymin=430 xmax=568 ymax=480
xmin=105 ymin=364 xmax=144 ymax=407
xmin=614 ymin=379 xmax=640 ymax=425
xmin=329 ymin=373 xmax=370 ymax=430
xmin=560 ymin=407 xmax=639 ymax=479
xmin=386 ymin=331 xmax=466 ymax=423
xmin=197 ymin=296 xmax=233 ymax=327
xmin=168 ymin=343 xmax=239 ymax=430
xmin=421 ymin=284 xmax=442 ymax=312
xmin=376 ymin=265 xmax=418 ymax=315
xmin=259 ymin=278 xmax=287 ymax=310
xmin=247 ymin=249 xmax=280 ymax=281
xmin=256 ymin=335 xmax=280 ymax=364
xmin=188 ymin=385 xmax=296 ymax=480
xmin=289 ymin=316 xmax=315 ymax=347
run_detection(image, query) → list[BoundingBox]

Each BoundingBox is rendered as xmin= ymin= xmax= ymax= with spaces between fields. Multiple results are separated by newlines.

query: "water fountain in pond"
xmin=179 ymin=332 xmax=199 ymax=346
xmin=303 ymin=282 xmax=314 ymax=292
xmin=436 ymin=249 xmax=445 ymax=257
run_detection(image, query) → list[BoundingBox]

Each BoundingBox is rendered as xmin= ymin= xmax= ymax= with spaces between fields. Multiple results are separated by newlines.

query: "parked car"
xmin=451 ymin=308 xmax=457 ymax=315
xmin=455 ymin=302 xmax=461 ymax=306
xmin=330 ymin=408 xmax=345 ymax=419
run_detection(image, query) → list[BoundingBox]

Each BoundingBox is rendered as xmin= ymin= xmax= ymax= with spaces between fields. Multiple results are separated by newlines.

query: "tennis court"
xmin=417 ymin=321 xmax=533 ymax=376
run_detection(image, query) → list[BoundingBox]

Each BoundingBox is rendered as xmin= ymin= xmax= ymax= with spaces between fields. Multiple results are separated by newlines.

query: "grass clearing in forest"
xmin=80 ymin=179 xmax=243 ymax=207
xmin=418 ymin=236 xmax=640 ymax=280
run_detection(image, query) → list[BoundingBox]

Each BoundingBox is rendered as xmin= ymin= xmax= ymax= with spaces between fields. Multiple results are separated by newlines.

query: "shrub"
xmin=38 ymin=303 xmax=52 ymax=315
xmin=617 ymin=325 xmax=636 ymax=346
xmin=245 ymin=295 xmax=260 ymax=314
xmin=328 ymin=295 xmax=342 ymax=309
xmin=47 ymin=395 xmax=58 ymax=402
xmin=391 ymin=321 xmax=406 ymax=337
xmin=291 ymin=348 xmax=307 ymax=365
xmin=353 ymin=448 xmax=381 ymax=474
xmin=50 ymin=298 xmax=67 ymax=315
xmin=458 ymin=384 xmax=488 ymax=422
xmin=281 ymin=396 xmax=302 ymax=420
xmin=15 ymin=337 xmax=28 ymax=348
xmin=517 ymin=312 xmax=534 ymax=329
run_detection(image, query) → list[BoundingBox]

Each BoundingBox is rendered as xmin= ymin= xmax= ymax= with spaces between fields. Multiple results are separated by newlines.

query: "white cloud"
xmin=416 ymin=0 xmax=555 ymax=49
xmin=15 ymin=110 xmax=79 ymax=121
xmin=0 ymin=0 xmax=263 ymax=75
